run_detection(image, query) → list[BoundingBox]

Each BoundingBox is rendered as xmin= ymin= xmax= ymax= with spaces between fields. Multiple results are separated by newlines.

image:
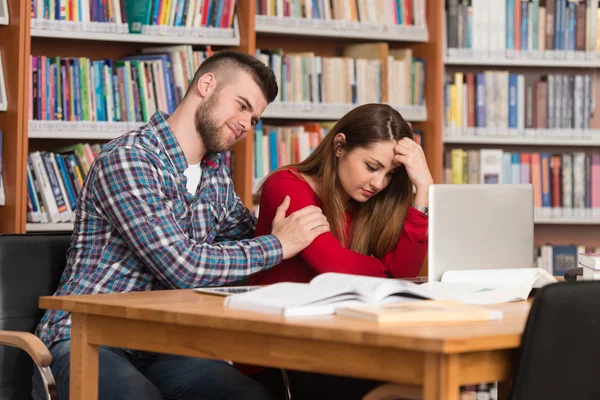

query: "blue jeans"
xmin=32 ymin=340 xmax=274 ymax=400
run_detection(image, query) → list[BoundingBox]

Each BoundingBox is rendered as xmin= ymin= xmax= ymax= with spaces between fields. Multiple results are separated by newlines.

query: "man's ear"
xmin=333 ymin=133 xmax=346 ymax=157
xmin=196 ymin=73 xmax=216 ymax=99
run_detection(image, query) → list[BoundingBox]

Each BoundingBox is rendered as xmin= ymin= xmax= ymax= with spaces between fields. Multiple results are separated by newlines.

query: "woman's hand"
xmin=393 ymin=138 xmax=433 ymax=207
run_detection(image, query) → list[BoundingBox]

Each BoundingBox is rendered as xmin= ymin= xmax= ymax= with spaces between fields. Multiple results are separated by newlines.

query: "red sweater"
xmin=248 ymin=167 xmax=429 ymax=285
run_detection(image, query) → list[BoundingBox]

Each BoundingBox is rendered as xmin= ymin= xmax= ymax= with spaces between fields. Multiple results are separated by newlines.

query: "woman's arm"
xmin=258 ymin=170 xmax=424 ymax=277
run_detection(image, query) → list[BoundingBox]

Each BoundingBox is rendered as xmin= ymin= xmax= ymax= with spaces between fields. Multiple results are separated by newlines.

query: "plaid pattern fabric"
xmin=36 ymin=111 xmax=282 ymax=348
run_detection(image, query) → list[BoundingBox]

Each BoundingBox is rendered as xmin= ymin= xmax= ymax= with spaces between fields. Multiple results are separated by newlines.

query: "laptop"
xmin=428 ymin=184 xmax=534 ymax=283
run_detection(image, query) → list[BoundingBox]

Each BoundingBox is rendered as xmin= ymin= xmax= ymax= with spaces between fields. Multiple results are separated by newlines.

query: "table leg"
xmin=70 ymin=313 xmax=99 ymax=400
xmin=423 ymin=353 xmax=460 ymax=400
xmin=497 ymin=380 xmax=511 ymax=400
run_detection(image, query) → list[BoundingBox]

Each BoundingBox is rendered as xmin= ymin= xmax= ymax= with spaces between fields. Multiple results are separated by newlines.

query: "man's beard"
xmin=194 ymin=93 xmax=229 ymax=153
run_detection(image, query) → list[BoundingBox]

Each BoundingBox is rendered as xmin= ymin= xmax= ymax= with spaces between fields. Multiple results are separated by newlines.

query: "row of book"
xmin=536 ymin=243 xmax=600 ymax=277
xmin=31 ymin=0 xmax=238 ymax=30
xmin=29 ymin=46 xmax=212 ymax=122
xmin=26 ymin=143 xmax=234 ymax=224
xmin=252 ymin=120 xmax=422 ymax=191
xmin=444 ymin=148 xmax=600 ymax=218
xmin=30 ymin=43 xmax=426 ymax=123
xmin=444 ymin=71 xmax=600 ymax=132
xmin=256 ymin=0 xmax=426 ymax=27
xmin=255 ymin=47 xmax=425 ymax=107
xmin=446 ymin=0 xmax=600 ymax=54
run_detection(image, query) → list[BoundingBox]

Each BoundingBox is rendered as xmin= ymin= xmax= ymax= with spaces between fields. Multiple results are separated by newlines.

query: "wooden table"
xmin=40 ymin=290 xmax=530 ymax=400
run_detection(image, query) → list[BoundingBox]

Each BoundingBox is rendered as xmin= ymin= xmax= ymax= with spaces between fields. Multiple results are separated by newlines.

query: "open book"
xmin=423 ymin=268 xmax=557 ymax=305
xmin=224 ymin=272 xmax=436 ymax=317
xmin=224 ymin=269 xmax=556 ymax=317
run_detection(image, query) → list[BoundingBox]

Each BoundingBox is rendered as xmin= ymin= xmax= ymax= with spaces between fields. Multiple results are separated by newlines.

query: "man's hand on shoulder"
xmin=270 ymin=196 xmax=330 ymax=259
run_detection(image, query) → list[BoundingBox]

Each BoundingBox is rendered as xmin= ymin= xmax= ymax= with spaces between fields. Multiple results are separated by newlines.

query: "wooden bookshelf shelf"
xmin=534 ymin=217 xmax=600 ymax=225
xmin=255 ymin=15 xmax=428 ymax=42
xmin=445 ymin=50 xmax=600 ymax=67
xmin=444 ymin=134 xmax=600 ymax=146
xmin=28 ymin=120 xmax=140 ymax=140
xmin=262 ymin=103 xmax=427 ymax=121
xmin=30 ymin=19 xmax=240 ymax=46
xmin=26 ymin=223 xmax=74 ymax=232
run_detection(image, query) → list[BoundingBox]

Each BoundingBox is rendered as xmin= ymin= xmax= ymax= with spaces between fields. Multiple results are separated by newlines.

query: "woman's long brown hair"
xmin=264 ymin=103 xmax=415 ymax=259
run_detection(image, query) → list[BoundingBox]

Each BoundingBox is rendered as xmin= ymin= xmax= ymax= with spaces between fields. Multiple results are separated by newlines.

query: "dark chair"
xmin=0 ymin=233 xmax=71 ymax=400
xmin=564 ymin=267 xmax=583 ymax=282
xmin=509 ymin=280 xmax=600 ymax=400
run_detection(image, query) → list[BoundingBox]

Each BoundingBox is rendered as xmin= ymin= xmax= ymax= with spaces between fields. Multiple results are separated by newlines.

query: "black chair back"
xmin=510 ymin=281 xmax=600 ymax=400
xmin=0 ymin=233 xmax=71 ymax=400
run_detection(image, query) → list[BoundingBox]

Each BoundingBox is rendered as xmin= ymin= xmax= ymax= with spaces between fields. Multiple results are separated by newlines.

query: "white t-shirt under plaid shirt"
xmin=36 ymin=111 xmax=283 ymax=348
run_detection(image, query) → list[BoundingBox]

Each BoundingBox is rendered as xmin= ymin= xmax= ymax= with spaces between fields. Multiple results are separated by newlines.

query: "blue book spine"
xmin=511 ymin=153 xmax=521 ymax=184
xmin=567 ymin=3 xmax=576 ymax=51
xmin=521 ymin=1 xmax=529 ymax=51
xmin=56 ymin=154 xmax=77 ymax=211
xmin=175 ymin=0 xmax=186 ymax=26
xmin=508 ymin=74 xmax=518 ymax=128
xmin=41 ymin=152 xmax=68 ymax=214
xmin=269 ymin=130 xmax=278 ymax=172
xmin=506 ymin=0 xmax=515 ymax=49
xmin=61 ymin=62 xmax=68 ymax=121
xmin=555 ymin=0 xmax=563 ymax=50
xmin=151 ymin=0 xmax=161 ymax=25
xmin=45 ymin=58 xmax=51 ymax=120
xmin=475 ymin=73 xmax=486 ymax=128
xmin=73 ymin=59 xmax=82 ymax=121
xmin=466 ymin=7 xmax=472 ymax=49
xmin=112 ymin=73 xmax=121 ymax=122
xmin=93 ymin=61 xmax=105 ymax=121
xmin=214 ymin=0 xmax=225 ymax=28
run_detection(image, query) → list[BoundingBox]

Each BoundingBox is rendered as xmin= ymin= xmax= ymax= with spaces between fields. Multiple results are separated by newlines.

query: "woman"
xmin=250 ymin=103 xmax=432 ymax=285
xmin=247 ymin=104 xmax=433 ymax=399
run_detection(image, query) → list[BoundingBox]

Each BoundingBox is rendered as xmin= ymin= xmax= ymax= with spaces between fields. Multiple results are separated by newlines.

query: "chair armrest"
xmin=564 ymin=267 xmax=583 ymax=282
xmin=0 ymin=331 xmax=52 ymax=367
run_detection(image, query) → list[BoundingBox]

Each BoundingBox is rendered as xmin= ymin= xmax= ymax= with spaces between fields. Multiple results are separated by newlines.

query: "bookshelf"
xmin=443 ymin=0 xmax=600 ymax=254
xmin=0 ymin=0 xmax=447 ymax=269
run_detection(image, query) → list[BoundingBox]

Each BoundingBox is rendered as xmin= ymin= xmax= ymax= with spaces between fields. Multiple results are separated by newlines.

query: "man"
xmin=33 ymin=50 xmax=329 ymax=400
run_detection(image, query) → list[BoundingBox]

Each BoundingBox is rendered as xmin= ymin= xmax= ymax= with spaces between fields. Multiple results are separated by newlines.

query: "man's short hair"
xmin=185 ymin=50 xmax=278 ymax=103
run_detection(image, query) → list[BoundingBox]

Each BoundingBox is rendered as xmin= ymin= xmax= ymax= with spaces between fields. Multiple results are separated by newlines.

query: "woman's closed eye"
xmin=365 ymin=163 xmax=378 ymax=172
xmin=238 ymin=102 xmax=247 ymax=111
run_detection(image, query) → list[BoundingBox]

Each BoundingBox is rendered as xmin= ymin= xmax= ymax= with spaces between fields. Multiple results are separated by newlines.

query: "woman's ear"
xmin=333 ymin=133 xmax=346 ymax=158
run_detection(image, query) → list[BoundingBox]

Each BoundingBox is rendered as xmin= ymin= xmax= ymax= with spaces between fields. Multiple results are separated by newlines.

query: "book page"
xmin=310 ymin=273 xmax=386 ymax=297
xmin=310 ymin=273 xmax=436 ymax=303
xmin=225 ymin=282 xmax=359 ymax=312
xmin=440 ymin=268 xmax=557 ymax=288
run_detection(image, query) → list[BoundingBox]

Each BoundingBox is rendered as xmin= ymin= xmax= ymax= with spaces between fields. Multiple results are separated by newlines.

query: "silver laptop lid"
xmin=428 ymin=184 xmax=534 ymax=282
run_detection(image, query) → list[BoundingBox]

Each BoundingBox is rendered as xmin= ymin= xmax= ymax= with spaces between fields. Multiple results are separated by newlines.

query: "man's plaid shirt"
xmin=36 ymin=111 xmax=283 ymax=348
